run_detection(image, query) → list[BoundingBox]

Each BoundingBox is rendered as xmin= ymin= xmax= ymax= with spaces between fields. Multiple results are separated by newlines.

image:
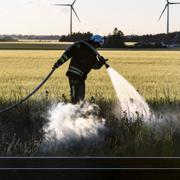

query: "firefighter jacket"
xmin=57 ymin=41 xmax=104 ymax=80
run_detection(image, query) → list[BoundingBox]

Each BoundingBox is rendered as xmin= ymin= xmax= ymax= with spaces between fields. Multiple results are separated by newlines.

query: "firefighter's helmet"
xmin=90 ymin=35 xmax=105 ymax=47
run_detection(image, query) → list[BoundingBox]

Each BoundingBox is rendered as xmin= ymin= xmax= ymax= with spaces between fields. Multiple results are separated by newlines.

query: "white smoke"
xmin=43 ymin=102 xmax=106 ymax=144
xmin=107 ymin=67 xmax=151 ymax=121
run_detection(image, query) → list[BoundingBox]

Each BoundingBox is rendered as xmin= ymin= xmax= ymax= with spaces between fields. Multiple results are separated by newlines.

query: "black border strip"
xmin=0 ymin=158 xmax=180 ymax=180
xmin=0 ymin=157 xmax=180 ymax=169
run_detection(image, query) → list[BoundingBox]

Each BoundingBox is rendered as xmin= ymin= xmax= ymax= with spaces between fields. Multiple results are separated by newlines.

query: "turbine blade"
xmin=170 ymin=2 xmax=180 ymax=4
xmin=72 ymin=7 xmax=81 ymax=22
xmin=53 ymin=4 xmax=70 ymax=6
xmin=72 ymin=0 xmax=77 ymax=5
xmin=158 ymin=4 xmax=168 ymax=20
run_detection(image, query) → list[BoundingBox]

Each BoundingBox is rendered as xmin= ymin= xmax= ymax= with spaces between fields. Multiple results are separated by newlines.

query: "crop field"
xmin=0 ymin=41 xmax=72 ymax=50
xmin=0 ymin=50 xmax=179 ymax=102
xmin=0 ymin=49 xmax=180 ymax=156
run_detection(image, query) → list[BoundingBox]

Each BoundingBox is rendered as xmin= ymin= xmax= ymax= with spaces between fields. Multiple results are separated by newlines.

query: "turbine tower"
xmin=54 ymin=0 xmax=80 ymax=35
xmin=158 ymin=0 xmax=180 ymax=34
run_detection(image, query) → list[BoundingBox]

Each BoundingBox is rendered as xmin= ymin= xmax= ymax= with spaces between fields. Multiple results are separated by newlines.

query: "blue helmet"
xmin=90 ymin=35 xmax=105 ymax=47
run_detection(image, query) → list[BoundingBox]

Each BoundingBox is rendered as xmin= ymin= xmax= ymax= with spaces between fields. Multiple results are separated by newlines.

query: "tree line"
xmin=59 ymin=28 xmax=180 ymax=47
xmin=126 ymin=32 xmax=180 ymax=44
xmin=1 ymin=28 xmax=180 ymax=48
xmin=59 ymin=28 xmax=125 ymax=48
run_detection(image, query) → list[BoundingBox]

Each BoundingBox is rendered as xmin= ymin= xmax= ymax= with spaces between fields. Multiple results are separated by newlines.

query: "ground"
xmin=0 ymin=47 xmax=180 ymax=156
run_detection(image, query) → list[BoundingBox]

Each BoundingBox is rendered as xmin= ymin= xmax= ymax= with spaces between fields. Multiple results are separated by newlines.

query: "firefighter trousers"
xmin=68 ymin=78 xmax=85 ymax=104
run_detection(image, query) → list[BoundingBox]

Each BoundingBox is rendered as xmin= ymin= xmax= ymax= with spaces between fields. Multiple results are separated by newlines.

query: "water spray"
xmin=99 ymin=56 xmax=151 ymax=120
xmin=106 ymin=67 xmax=151 ymax=121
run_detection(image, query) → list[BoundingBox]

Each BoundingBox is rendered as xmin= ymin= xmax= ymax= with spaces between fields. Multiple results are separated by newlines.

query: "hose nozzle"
xmin=104 ymin=62 xmax=110 ymax=69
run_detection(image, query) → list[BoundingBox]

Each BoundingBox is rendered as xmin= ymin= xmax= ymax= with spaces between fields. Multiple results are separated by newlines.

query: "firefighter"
xmin=53 ymin=35 xmax=108 ymax=104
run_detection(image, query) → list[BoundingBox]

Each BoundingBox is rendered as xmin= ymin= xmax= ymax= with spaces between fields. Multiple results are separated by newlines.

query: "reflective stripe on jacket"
xmin=58 ymin=41 xmax=104 ymax=80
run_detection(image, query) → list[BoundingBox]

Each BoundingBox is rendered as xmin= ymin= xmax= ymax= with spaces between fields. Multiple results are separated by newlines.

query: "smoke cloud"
xmin=42 ymin=102 xmax=106 ymax=146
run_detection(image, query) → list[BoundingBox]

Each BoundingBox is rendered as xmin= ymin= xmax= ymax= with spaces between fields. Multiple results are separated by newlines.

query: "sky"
xmin=0 ymin=0 xmax=180 ymax=35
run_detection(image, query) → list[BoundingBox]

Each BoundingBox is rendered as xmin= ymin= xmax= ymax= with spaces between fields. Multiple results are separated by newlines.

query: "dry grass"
xmin=0 ymin=50 xmax=180 ymax=103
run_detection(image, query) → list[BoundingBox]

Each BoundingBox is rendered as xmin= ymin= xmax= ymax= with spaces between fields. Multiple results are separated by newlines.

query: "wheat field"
xmin=0 ymin=50 xmax=179 ymax=103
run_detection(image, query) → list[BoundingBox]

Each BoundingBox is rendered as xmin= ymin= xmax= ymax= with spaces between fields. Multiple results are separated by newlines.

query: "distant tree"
xmin=103 ymin=28 xmax=125 ymax=48
xmin=125 ymin=31 xmax=180 ymax=44
xmin=113 ymin=27 xmax=124 ymax=36
xmin=0 ymin=36 xmax=18 ymax=42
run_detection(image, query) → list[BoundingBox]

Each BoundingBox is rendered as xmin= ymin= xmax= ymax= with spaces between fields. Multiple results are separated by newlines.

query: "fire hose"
xmin=0 ymin=42 xmax=110 ymax=114
xmin=0 ymin=68 xmax=55 ymax=113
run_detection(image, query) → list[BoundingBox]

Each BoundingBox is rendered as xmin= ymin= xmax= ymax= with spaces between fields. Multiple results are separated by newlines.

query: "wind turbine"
xmin=158 ymin=0 xmax=180 ymax=34
xmin=53 ymin=0 xmax=80 ymax=35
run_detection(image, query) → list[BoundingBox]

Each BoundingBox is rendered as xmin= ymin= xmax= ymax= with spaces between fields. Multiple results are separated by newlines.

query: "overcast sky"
xmin=0 ymin=0 xmax=180 ymax=35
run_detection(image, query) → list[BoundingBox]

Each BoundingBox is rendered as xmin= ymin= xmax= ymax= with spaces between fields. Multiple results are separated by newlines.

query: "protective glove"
xmin=99 ymin=56 xmax=108 ymax=64
xmin=99 ymin=56 xmax=110 ymax=68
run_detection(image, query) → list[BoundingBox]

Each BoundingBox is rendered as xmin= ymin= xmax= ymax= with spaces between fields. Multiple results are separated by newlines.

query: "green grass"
xmin=0 ymin=49 xmax=180 ymax=156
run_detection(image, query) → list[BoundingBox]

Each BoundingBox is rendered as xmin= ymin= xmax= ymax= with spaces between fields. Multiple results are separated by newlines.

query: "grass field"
xmin=0 ymin=50 xmax=179 ymax=103
xmin=0 ymin=49 xmax=180 ymax=156
xmin=0 ymin=42 xmax=72 ymax=50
